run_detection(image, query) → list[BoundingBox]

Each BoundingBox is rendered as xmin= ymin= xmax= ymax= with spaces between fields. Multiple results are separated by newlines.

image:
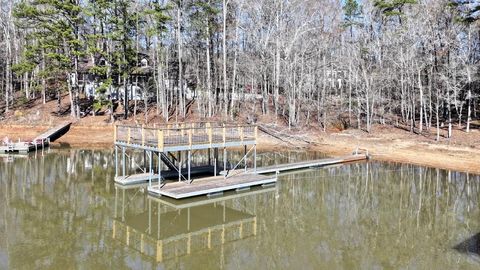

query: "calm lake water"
xmin=1 ymin=148 xmax=480 ymax=269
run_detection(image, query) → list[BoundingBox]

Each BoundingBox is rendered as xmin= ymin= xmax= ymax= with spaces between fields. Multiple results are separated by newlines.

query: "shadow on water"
xmin=454 ymin=233 xmax=480 ymax=256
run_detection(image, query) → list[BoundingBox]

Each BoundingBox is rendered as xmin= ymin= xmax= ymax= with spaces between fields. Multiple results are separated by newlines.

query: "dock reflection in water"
xmin=112 ymin=184 xmax=275 ymax=264
xmin=3 ymin=149 xmax=480 ymax=269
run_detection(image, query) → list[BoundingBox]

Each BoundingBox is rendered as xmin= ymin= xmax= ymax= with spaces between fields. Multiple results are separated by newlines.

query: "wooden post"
xmin=157 ymin=130 xmax=164 ymax=152
xmin=141 ymin=126 xmax=145 ymax=146
xmin=188 ymin=129 xmax=192 ymax=148
xmin=222 ymin=126 xmax=226 ymax=146
xmin=240 ymin=126 xmax=244 ymax=142
xmin=254 ymin=125 xmax=258 ymax=141
xmin=208 ymin=126 xmax=213 ymax=146
xmin=113 ymin=125 xmax=117 ymax=143
xmin=127 ymin=128 xmax=131 ymax=144
xmin=206 ymin=122 xmax=211 ymax=134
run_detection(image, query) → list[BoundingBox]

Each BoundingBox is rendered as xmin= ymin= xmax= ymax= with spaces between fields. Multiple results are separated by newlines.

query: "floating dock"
xmin=253 ymin=154 xmax=368 ymax=174
xmin=148 ymin=174 xmax=277 ymax=199
xmin=113 ymin=123 xmax=368 ymax=200
xmin=0 ymin=122 xmax=71 ymax=153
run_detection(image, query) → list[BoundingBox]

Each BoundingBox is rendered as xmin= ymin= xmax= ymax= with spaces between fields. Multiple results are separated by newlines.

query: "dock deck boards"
xmin=254 ymin=154 xmax=368 ymax=174
xmin=33 ymin=122 xmax=71 ymax=142
xmin=148 ymin=174 xmax=277 ymax=199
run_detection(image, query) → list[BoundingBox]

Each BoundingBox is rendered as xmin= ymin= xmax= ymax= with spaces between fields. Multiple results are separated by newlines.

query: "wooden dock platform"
xmin=148 ymin=174 xmax=277 ymax=199
xmin=253 ymin=154 xmax=368 ymax=174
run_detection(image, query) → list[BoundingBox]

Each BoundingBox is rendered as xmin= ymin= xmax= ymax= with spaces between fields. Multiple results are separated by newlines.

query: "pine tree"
xmin=14 ymin=0 xmax=84 ymax=118
xmin=343 ymin=0 xmax=362 ymax=39
xmin=374 ymin=0 xmax=417 ymax=23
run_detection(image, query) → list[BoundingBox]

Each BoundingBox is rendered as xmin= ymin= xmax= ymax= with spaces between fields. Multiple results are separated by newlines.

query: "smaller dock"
xmin=253 ymin=154 xmax=368 ymax=174
xmin=0 ymin=122 xmax=71 ymax=153
xmin=148 ymin=174 xmax=277 ymax=199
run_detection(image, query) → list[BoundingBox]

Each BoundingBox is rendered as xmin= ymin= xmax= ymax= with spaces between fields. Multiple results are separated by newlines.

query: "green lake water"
xmin=1 ymin=149 xmax=480 ymax=269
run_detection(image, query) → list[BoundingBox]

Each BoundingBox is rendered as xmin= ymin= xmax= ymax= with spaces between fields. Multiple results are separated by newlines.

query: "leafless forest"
xmin=0 ymin=0 xmax=479 ymax=138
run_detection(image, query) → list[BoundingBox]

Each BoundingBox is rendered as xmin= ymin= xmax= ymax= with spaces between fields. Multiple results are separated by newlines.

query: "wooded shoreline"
xmin=2 ymin=123 xmax=479 ymax=175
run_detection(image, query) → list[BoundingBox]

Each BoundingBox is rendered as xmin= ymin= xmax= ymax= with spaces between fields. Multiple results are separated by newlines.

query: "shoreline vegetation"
xmin=1 ymin=1 xmax=480 ymax=176
xmin=2 ymin=119 xmax=480 ymax=175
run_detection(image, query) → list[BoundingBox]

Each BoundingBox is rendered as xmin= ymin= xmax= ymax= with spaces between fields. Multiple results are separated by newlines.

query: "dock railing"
xmin=115 ymin=123 xmax=257 ymax=151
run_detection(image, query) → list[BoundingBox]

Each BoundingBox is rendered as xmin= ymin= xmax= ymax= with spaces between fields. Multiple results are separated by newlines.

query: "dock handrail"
xmin=115 ymin=124 xmax=257 ymax=150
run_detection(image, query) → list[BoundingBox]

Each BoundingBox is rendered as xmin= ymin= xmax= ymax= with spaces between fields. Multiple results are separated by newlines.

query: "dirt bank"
xmin=1 ymin=122 xmax=480 ymax=175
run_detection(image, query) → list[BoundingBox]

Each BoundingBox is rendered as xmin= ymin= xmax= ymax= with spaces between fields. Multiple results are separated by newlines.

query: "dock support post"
xmin=158 ymin=153 xmax=162 ymax=188
xmin=188 ymin=150 xmax=191 ymax=183
xmin=148 ymin=151 xmax=153 ymax=187
xmin=122 ymin=147 xmax=126 ymax=177
xmin=179 ymin=160 xmax=182 ymax=182
xmin=115 ymin=145 xmax=118 ymax=177
xmin=223 ymin=147 xmax=227 ymax=179
xmin=214 ymin=148 xmax=218 ymax=174
xmin=178 ymin=151 xmax=181 ymax=168
xmin=214 ymin=158 xmax=217 ymax=176
xmin=254 ymin=144 xmax=257 ymax=172
xmin=244 ymin=145 xmax=247 ymax=171
xmin=208 ymin=148 xmax=211 ymax=166
xmin=143 ymin=150 xmax=147 ymax=171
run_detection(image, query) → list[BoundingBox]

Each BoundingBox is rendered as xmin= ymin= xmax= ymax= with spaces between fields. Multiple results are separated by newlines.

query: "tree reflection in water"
xmin=1 ymin=149 xmax=480 ymax=269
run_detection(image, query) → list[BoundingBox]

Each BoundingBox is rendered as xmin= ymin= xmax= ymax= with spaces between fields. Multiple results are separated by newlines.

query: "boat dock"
xmin=113 ymin=123 xmax=368 ymax=200
xmin=0 ymin=122 xmax=71 ymax=153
